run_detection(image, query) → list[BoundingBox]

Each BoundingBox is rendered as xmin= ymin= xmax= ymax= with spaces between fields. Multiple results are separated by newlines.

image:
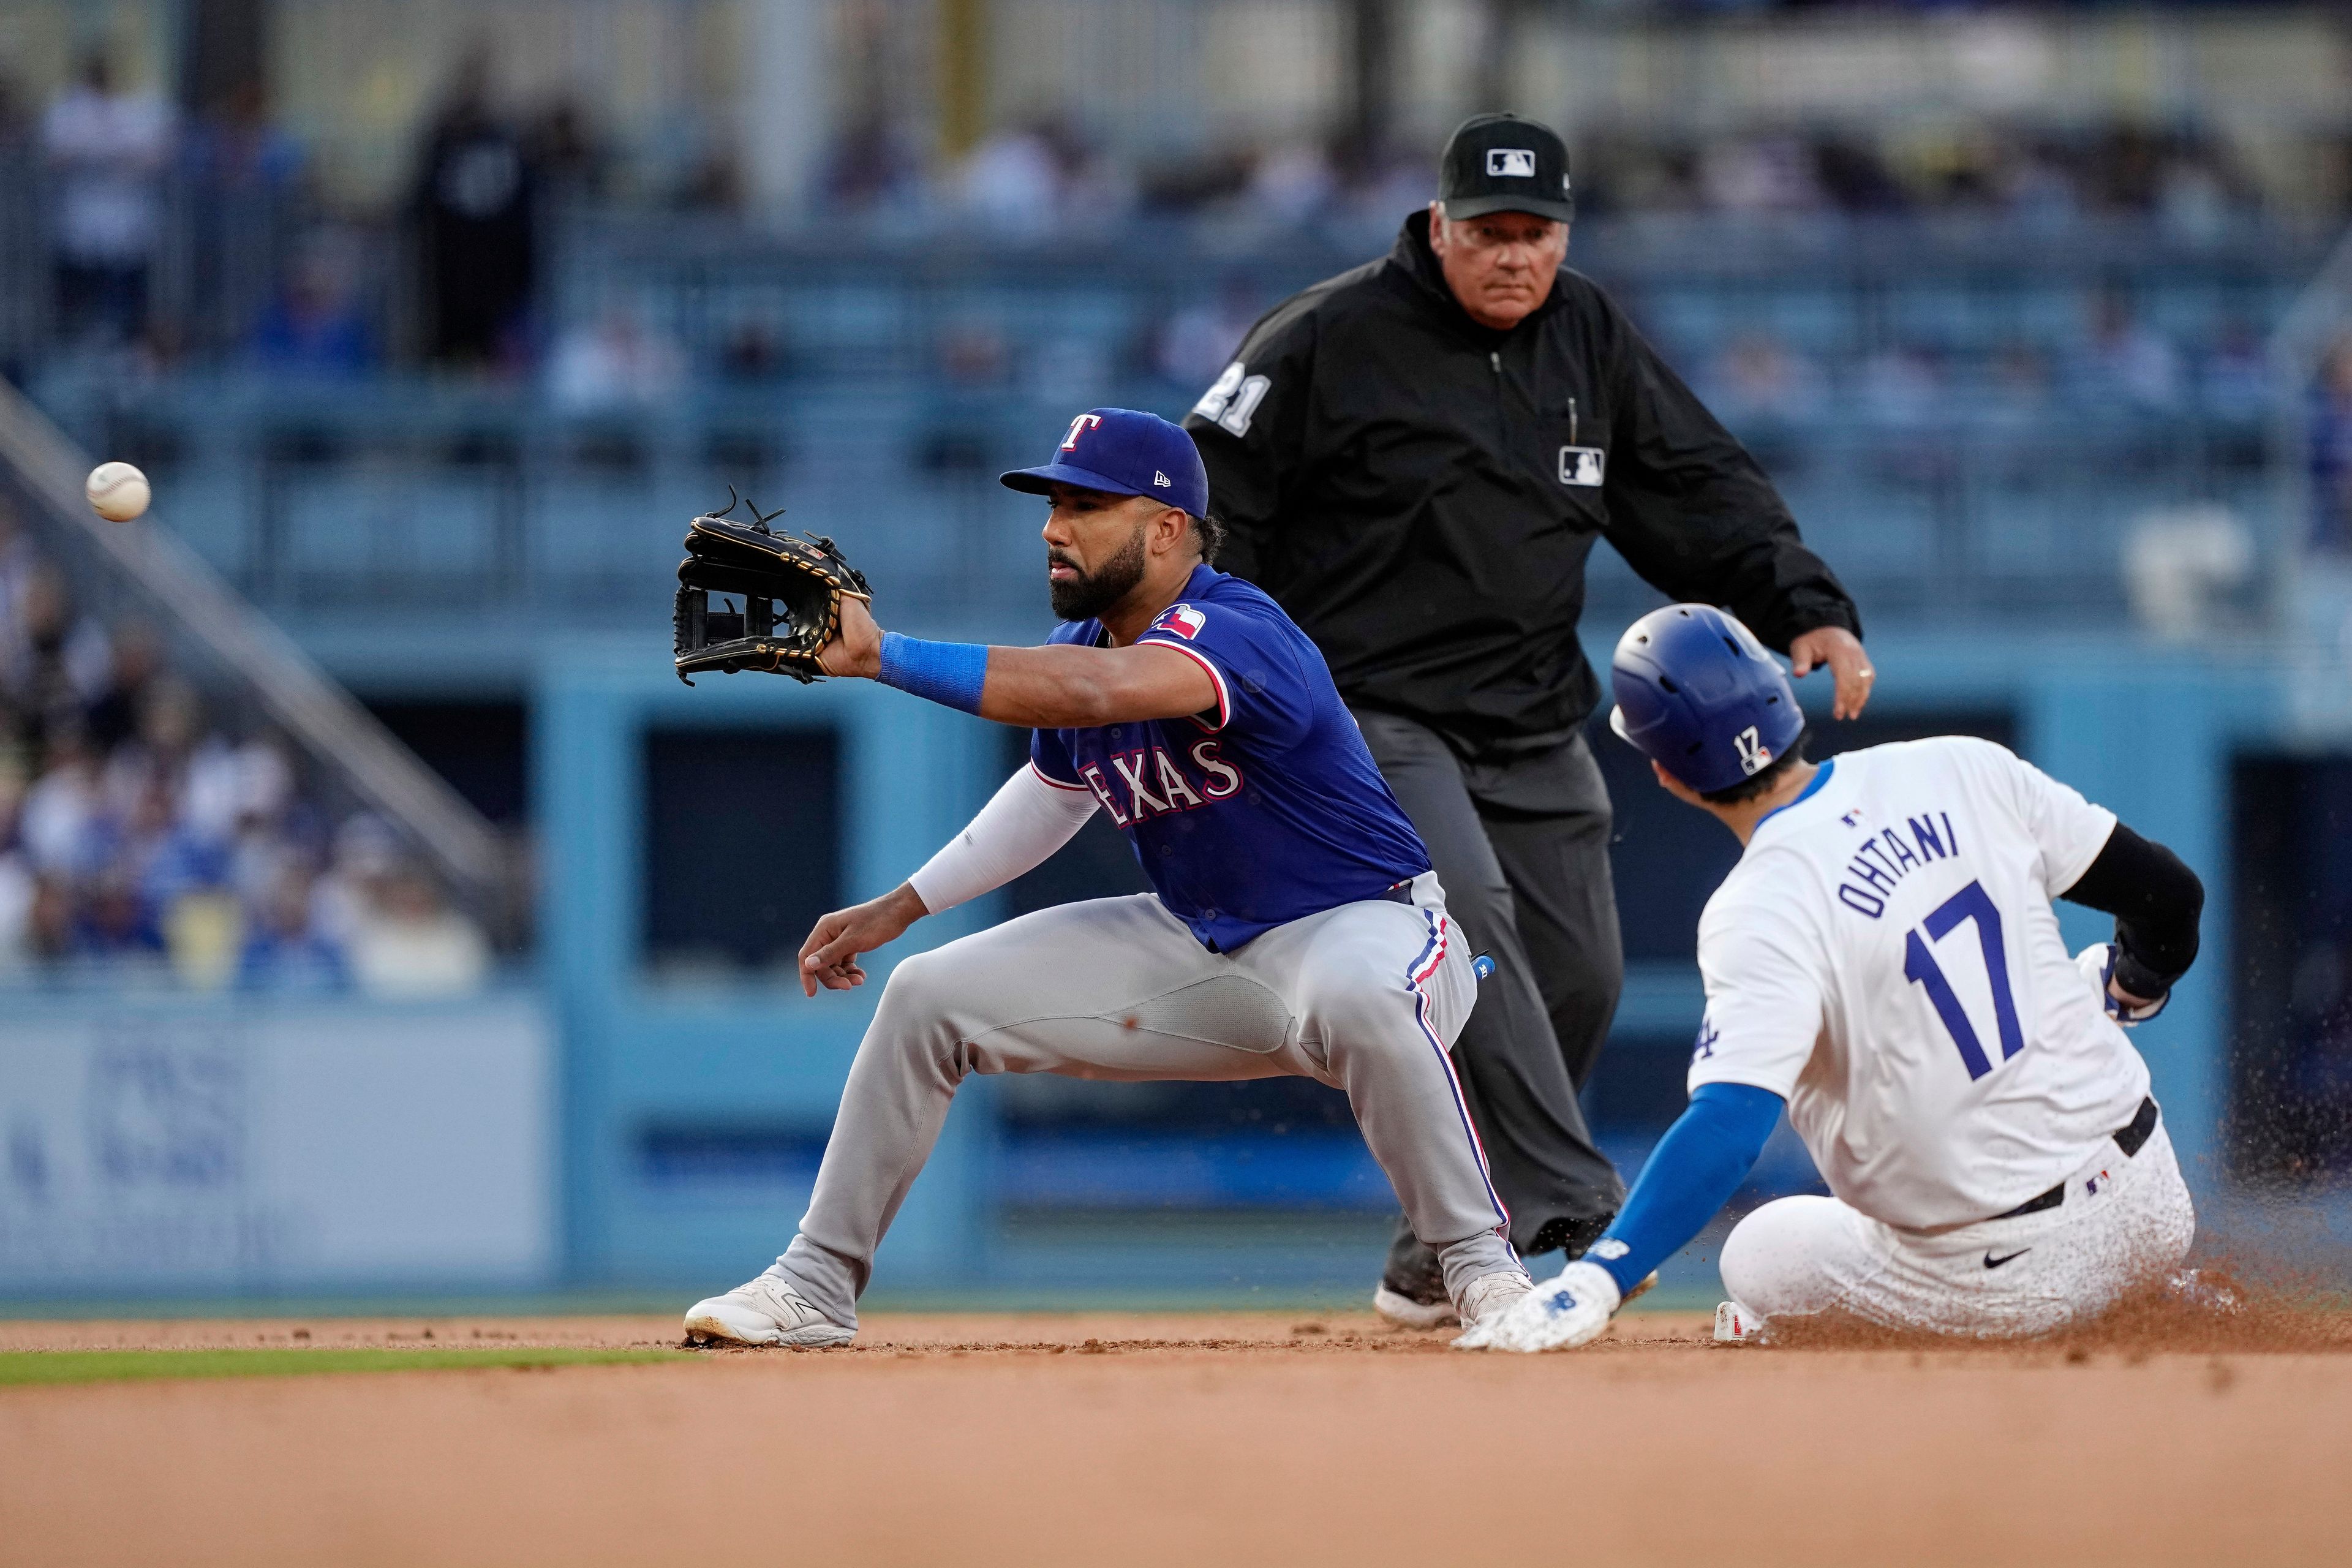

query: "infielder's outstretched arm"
xmin=796 ymin=766 xmax=1099 ymax=996
xmin=818 ymin=596 xmax=1218 ymax=728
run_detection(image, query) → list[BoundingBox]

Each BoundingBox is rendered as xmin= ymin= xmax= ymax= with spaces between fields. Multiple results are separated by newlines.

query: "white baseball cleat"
xmin=1713 ymin=1300 xmax=1765 ymax=1344
xmin=1459 ymin=1259 xmax=1621 ymax=1352
xmin=1447 ymin=1270 xmax=1536 ymax=1348
xmin=683 ymin=1273 xmax=856 ymax=1348
xmin=1372 ymin=1284 xmax=1458 ymax=1330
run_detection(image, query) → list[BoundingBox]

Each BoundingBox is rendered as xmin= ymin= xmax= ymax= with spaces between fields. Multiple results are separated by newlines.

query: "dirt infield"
xmin=4 ymin=1310 xmax=2348 ymax=1567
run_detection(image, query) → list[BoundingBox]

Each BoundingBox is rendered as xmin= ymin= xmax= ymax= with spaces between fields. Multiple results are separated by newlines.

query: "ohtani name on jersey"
xmin=1079 ymin=740 xmax=1244 ymax=826
xmin=1836 ymin=810 xmax=1961 ymax=919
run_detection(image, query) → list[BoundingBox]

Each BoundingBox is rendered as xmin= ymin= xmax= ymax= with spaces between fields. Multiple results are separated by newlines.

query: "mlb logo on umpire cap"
xmin=1001 ymin=408 xmax=1210 ymax=521
xmin=1441 ymin=112 xmax=1574 ymax=223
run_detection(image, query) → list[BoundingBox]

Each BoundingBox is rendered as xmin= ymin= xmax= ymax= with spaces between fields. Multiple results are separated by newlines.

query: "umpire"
xmin=1184 ymin=113 xmax=1874 ymax=1324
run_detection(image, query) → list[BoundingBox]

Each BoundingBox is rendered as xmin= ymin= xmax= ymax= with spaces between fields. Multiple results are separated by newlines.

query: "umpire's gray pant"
xmin=1355 ymin=713 xmax=1629 ymax=1286
xmin=771 ymin=872 xmax=1517 ymax=1328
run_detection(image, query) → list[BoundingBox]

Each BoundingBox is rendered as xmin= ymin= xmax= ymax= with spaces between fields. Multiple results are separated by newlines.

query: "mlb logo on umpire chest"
xmin=1487 ymin=148 xmax=1537 ymax=178
xmin=1559 ymin=446 xmax=1605 ymax=486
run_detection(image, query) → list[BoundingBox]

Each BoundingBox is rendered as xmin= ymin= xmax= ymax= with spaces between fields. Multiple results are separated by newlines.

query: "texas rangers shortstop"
xmin=684 ymin=409 xmax=1531 ymax=1347
xmin=1464 ymin=604 xmax=2204 ymax=1352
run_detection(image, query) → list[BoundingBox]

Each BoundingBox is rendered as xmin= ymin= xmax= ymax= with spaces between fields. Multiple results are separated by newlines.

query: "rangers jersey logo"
xmin=1155 ymin=603 xmax=1206 ymax=639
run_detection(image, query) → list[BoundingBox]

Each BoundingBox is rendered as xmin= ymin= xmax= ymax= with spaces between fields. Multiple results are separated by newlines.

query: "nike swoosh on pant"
xmin=1983 ymin=1249 xmax=2030 ymax=1269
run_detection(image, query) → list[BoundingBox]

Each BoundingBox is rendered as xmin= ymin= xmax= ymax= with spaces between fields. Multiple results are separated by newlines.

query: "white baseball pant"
xmin=1722 ymin=1116 xmax=2196 ymax=1337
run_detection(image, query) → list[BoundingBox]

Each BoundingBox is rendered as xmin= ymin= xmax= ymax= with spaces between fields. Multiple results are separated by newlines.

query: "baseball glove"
xmin=673 ymin=491 xmax=871 ymax=685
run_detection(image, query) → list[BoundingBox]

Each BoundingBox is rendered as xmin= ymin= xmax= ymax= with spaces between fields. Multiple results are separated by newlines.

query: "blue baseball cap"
xmin=1001 ymin=408 xmax=1210 ymax=519
xmin=1609 ymin=604 xmax=1804 ymax=795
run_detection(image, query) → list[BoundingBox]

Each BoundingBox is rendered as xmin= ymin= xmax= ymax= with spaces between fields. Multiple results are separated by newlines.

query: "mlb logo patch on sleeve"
xmin=1559 ymin=446 xmax=1606 ymax=486
xmin=1155 ymin=604 xmax=1207 ymax=639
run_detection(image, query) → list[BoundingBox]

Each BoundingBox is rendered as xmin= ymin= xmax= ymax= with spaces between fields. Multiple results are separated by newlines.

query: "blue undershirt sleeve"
xmin=1586 ymin=1081 xmax=1785 ymax=1297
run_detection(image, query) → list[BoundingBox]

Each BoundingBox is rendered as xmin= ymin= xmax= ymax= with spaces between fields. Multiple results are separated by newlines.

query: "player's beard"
xmin=1049 ymin=525 xmax=1148 ymax=622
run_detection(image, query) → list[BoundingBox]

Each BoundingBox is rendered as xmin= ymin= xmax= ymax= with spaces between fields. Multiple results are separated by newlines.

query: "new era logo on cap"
xmin=1154 ymin=471 xmax=1170 ymax=487
xmin=1487 ymin=148 xmax=1536 ymax=177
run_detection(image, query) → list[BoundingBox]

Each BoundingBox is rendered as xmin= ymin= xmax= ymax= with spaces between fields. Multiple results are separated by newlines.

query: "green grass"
xmin=0 ymin=1345 xmax=696 ymax=1387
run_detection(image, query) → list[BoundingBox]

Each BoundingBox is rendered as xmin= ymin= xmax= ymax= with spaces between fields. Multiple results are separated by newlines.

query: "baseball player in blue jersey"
xmin=684 ymin=409 xmax=1531 ymax=1347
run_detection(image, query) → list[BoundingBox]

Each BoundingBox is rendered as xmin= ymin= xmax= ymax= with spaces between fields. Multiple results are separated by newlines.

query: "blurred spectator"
xmin=1858 ymin=344 xmax=1942 ymax=423
xmin=1986 ymin=340 xmax=2055 ymax=423
xmin=246 ymin=228 xmax=376 ymax=377
xmin=238 ymin=865 xmax=346 ymax=992
xmin=74 ymin=864 xmax=162 ymax=959
xmin=20 ymin=729 xmax=102 ymax=878
xmin=718 ymin=320 xmax=789 ymax=383
xmin=1811 ymin=136 xmax=1907 ymax=214
xmin=936 ymin=319 xmax=1011 ymax=387
xmin=1155 ymin=276 xmax=1267 ymax=388
xmin=1244 ymin=142 xmax=1337 ymax=225
xmin=2 ymin=565 xmax=112 ymax=754
xmin=2198 ymin=319 xmax=2270 ymax=423
xmin=348 ymin=862 xmax=489 ymax=998
xmin=1702 ymin=332 xmax=1826 ymax=422
xmin=1699 ymin=133 xmax=1825 ymax=214
xmin=527 ymin=97 xmax=610 ymax=206
xmin=82 ymin=623 xmax=162 ymax=753
xmin=0 ymin=841 xmax=32 ymax=973
xmin=955 ymin=116 xmax=1130 ymax=236
xmin=411 ymin=48 xmax=536 ymax=368
xmin=312 ymin=813 xmax=399 ymax=947
xmin=820 ymin=113 xmax=928 ymax=215
xmin=2076 ymin=293 xmax=2183 ymax=411
xmin=2312 ymin=335 xmax=2352 ymax=556
xmin=181 ymin=78 xmax=301 ymax=194
xmin=956 ymin=124 xmax=1065 ymax=236
xmin=546 ymin=307 xmax=685 ymax=413
xmin=42 ymin=51 xmax=174 ymax=345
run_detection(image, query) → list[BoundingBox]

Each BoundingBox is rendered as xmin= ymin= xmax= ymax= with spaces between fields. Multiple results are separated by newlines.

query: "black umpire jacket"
xmin=1184 ymin=210 xmax=1860 ymax=763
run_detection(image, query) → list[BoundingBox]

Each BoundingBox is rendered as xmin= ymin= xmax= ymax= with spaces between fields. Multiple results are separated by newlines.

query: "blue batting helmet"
xmin=1608 ymin=605 xmax=1803 ymax=795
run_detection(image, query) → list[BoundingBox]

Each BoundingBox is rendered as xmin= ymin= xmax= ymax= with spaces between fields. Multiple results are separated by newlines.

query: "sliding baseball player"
xmin=1463 ymin=603 xmax=2203 ymax=1351
xmin=679 ymin=409 xmax=1532 ymax=1347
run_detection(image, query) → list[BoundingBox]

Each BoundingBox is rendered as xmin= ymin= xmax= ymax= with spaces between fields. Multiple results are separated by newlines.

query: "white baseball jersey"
xmin=1687 ymin=736 xmax=2149 ymax=1230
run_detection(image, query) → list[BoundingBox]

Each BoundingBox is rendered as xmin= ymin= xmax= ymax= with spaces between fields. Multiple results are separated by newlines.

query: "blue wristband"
xmin=877 ymin=632 xmax=989 ymax=715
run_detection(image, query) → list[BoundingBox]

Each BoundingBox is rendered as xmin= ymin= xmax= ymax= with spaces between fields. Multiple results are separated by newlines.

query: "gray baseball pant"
xmin=769 ymin=870 xmax=1517 ymax=1329
xmin=1353 ymin=713 xmax=1629 ymax=1289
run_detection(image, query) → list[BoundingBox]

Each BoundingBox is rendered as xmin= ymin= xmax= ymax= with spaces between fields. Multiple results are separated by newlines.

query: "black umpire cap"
xmin=1439 ymin=112 xmax=1574 ymax=224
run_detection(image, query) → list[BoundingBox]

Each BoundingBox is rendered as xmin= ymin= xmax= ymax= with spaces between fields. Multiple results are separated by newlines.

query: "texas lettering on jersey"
xmin=1031 ymin=562 xmax=1430 ymax=952
xmin=1079 ymin=740 xmax=1243 ymax=826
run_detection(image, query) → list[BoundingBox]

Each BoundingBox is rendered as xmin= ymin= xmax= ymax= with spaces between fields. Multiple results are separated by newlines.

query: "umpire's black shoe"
xmin=1372 ymin=1264 xmax=1456 ymax=1329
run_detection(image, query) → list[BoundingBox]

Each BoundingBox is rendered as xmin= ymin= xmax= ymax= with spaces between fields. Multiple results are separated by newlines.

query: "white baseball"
xmin=85 ymin=462 xmax=150 ymax=522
